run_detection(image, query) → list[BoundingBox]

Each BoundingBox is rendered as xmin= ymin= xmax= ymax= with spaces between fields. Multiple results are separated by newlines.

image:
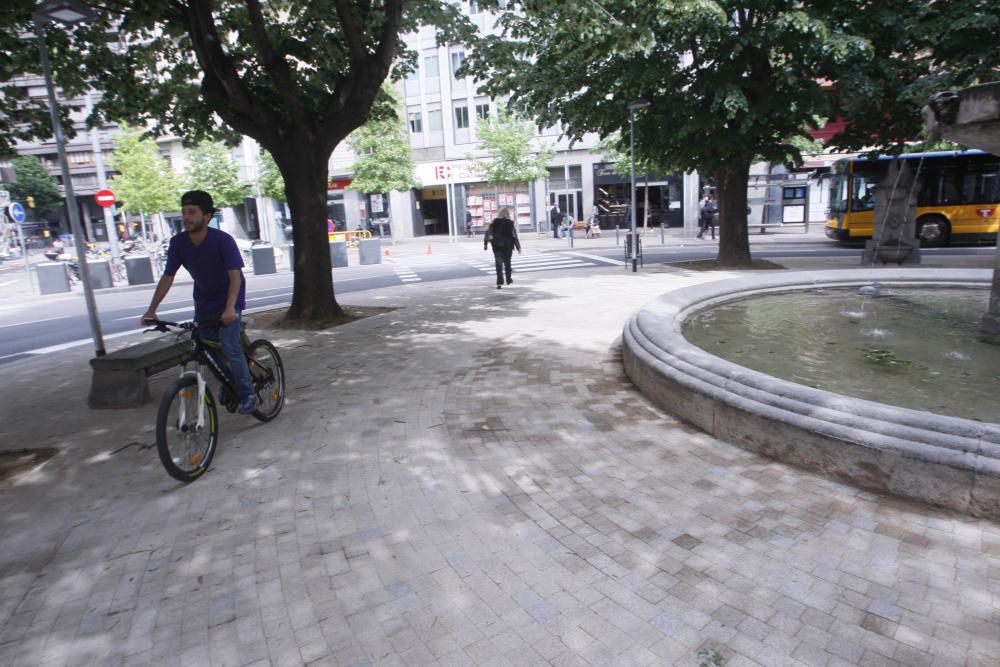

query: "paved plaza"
xmin=1 ymin=255 xmax=998 ymax=666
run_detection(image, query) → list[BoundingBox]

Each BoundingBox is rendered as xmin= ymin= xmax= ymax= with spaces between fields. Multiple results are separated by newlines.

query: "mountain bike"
xmin=142 ymin=318 xmax=285 ymax=482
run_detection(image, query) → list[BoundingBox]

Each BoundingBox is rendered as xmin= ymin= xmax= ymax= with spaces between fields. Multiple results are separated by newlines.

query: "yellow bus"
xmin=825 ymin=150 xmax=1000 ymax=246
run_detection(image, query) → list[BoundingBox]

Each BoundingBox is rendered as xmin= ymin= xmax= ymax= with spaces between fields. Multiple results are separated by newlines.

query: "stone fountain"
xmin=923 ymin=82 xmax=1000 ymax=342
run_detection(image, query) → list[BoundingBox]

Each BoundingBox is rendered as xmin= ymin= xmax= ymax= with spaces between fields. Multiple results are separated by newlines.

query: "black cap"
xmin=180 ymin=190 xmax=218 ymax=214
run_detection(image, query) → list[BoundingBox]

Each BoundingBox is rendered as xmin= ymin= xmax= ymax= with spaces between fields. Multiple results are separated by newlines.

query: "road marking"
xmin=0 ymin=314 xmax=72 ymax=329
xmin=0 ymin=279 xmax=20 ymax=288
xmin=563 ymin=251 xmax=626 ymax=266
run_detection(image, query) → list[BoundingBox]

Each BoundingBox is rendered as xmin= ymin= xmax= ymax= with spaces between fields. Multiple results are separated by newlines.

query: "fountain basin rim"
xmin=623 ymin=267 xmax=1000 ymax=518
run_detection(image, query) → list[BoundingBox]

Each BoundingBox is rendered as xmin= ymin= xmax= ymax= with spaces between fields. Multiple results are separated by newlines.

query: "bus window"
xmin=962 ymin=166 xmax=1000 ymax=204
xmin=850 ymin=170 xmax=877 ymax=212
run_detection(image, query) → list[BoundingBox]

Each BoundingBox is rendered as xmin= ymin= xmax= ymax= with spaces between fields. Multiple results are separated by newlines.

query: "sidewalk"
xmin=0 ymin=256 xmax=997 ymax=666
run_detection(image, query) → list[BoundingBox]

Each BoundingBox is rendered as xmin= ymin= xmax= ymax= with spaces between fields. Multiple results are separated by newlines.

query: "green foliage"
xmin=183 ymin=141 xmax=251 ymax=209
xmin=258 ymin=149 xmax=285 ymax=203
xmin=465 ymin=2 xmax=868 ymax=179
xmin=5 ymin=155 xmax=61 ymax=215
xmin=469 ymin=105 xmax=553 ymax=186
xmin=107 ymin=125 xmax=182 ymax=215
xmin=346 ymin=86 xmax=419 ymax=194
xmin=0 ymin=2 xmax=476 ymax=156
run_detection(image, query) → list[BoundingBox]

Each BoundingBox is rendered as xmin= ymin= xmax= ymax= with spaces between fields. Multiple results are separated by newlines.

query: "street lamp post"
xmin=627 ymin=99 xmax=650 ymax=273
xmin=33 ymin=0 xmax=106 ymax=356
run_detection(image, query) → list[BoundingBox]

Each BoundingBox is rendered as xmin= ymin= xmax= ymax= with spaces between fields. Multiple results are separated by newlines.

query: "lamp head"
xmin=33 ymin=0 xmax=95 ymax=25
xmin=628 ymin=99 xmax=651 ymax=112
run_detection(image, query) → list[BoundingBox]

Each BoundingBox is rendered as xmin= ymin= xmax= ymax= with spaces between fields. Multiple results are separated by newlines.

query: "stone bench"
xmin=89 ymin=337 xmax=190 ymax=409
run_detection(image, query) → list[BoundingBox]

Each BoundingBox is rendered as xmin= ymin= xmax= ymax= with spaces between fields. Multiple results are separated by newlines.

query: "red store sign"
xmin=327 ymin=178 xmax=352 ymax=191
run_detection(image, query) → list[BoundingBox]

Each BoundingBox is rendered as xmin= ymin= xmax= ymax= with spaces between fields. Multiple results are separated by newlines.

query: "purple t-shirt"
xmin=164 ymin=227 xmax=246 ymax=322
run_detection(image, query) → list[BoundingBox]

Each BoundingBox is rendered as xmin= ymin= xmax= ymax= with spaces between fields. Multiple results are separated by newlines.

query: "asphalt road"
xmin=0 ymin=241 xmax=993 ymax=365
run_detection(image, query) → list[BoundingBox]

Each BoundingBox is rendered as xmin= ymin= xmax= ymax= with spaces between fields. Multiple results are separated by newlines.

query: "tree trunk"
xmin=277 ymin=145 xmax=344 ymax=322
xmin=714 ymin=157 xmax=753 ymax=267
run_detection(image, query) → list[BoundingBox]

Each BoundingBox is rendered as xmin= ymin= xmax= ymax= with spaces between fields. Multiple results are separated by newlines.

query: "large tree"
xmin=466 ymin=1 xmax=996 ymax=267
xmin=3 ymin=1 xmax=473 ymax=322
xmin=4 ymin=155 xmax=61 ymax=216
xmin=465 ymin=1 xmax=873 ymax=266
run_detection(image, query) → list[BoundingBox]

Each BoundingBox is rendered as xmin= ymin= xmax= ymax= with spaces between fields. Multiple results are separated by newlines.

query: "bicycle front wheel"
xmin=246 ymin=339 xmax=285 ymax=422
xmin=156 ymin=375 xmax=219 ymax=482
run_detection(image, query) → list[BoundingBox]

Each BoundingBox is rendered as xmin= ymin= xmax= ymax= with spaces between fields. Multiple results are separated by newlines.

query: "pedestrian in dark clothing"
xmin=549 ymin=204 xmax=561 ymax=239
xmin=484 ymin=207 xmax=522 ymax=289
xmin=697 ymin=194 xmax=717 ymax=240
xmin=465 ymin=210 xmax=473 ymax=237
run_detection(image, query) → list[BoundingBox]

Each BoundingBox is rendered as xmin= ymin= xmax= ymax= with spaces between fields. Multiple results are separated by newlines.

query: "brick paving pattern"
xmin=1 ymin=267 xmax=998 ymax=666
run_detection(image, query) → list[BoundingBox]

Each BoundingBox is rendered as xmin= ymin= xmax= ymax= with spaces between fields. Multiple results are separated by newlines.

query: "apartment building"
xmin=329 ymin=3 xmax=700 ymax=240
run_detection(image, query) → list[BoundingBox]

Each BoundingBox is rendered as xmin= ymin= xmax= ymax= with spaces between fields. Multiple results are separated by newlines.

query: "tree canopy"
xmin=4 ymin=155 xmax=61 ymax=216
xmin=107 ymin=125 xmax=181 ymax=216
xmin=1 ymin=0 xmax=474 ymax=321
xmin=346 ymin=87 xmax=420 ymax=195
xmin=469 ymin=104 xmax=554 ymax=187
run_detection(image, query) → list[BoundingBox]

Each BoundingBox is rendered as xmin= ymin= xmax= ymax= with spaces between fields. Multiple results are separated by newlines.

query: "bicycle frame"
xmin=149 ymin=320 xmax=243 ymax=425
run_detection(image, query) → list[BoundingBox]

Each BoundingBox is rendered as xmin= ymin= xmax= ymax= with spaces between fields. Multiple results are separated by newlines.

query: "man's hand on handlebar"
xmin=140 ymin=311 xmax=157 ymax=327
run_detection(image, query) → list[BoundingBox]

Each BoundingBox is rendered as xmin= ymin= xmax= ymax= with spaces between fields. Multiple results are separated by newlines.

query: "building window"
xmin=427 ymin=109 xmax=443 ymax=132
xmin=67 ymin=151 xmax=94 ymax=166
xmin=475 ymin=103 xmax=490 ymax=120
xmin=454 ymin=106 xmax=469 ymax=130
xmin=423 ymin=54 xmax=439 ymax=78
xmin=405 ymin=65 xmax=419 ymax=82
xmin=408 ymin=111 xmax=423 ymax=134
xmin=450 ymin=51 xmax=465 ymax=78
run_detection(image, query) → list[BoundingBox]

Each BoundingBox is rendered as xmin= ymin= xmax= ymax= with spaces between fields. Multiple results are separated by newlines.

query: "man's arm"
xmin=139 ymin=273 xmax=175 ymax=325
xmin=221 ymin=268 xmax=242 ymax=324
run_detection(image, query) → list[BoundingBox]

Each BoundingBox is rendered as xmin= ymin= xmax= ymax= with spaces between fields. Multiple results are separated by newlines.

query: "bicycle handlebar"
xmin=142 ymin=318 xmax=231 ymax=333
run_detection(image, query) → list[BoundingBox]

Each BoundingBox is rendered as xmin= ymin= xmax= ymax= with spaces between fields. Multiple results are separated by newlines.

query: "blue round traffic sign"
xmin=8 ymin=202 xmax=26 ymax=223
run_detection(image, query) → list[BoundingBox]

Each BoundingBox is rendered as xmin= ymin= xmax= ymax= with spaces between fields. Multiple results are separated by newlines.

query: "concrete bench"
xmin=88 ymin=337 xmax=190 ymax=409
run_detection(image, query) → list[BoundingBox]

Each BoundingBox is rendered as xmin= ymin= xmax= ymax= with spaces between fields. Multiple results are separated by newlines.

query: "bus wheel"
xmin=916 ymin=215 xmax=950 ymax=247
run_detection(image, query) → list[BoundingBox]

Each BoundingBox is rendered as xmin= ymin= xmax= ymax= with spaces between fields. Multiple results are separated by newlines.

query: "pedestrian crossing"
xmin=394 ymin=265 xmax=421 ymax=283
xmin=466 ymin=252 xmax=603 ymax=274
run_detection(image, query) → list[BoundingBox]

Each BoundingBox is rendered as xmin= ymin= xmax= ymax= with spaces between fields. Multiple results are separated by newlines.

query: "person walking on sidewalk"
xmin=697 ymin=194 xmax=717 ymax=240
xmin=139 ymin=190 xmax=258 ymax=413
xmin=549 ymin=204 xmax=561 ymax=239
xmin=484 ymin=207 xmax=521 ymax=289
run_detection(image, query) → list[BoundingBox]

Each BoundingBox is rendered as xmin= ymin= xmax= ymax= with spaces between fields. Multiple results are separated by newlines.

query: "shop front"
xmin=592 ymin=162 xmax=685 ymax=229
xmin=414 ymin=160 xmax=534 ymax=236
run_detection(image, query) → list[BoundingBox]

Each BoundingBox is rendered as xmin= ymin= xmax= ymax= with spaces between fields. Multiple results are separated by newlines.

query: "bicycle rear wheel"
xmin=246 ymin=339 xmax=285 ymax=422
xmin=156 ymin=375 xmax=219 ymax=482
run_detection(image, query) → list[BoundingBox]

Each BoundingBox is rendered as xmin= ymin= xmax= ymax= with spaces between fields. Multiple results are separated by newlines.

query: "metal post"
xmin=85 ymin=92 xmax=119 ymax=261
xmin=35 ymin=16 xmax=105 ymax=356
xmin=629 ymin=109 xmax=637 ymax=272
xmin=18 ymin=222 xmax=32 ymax=293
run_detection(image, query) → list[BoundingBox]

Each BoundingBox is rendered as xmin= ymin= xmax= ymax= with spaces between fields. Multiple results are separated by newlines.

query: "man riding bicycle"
xmin=139 ymin=190 xmax=258 ymax=413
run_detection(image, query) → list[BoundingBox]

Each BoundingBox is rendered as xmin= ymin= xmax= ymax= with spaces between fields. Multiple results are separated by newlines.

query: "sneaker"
xmin=237 ymin=394 xmax=259 ymax=414
xmin=496 ymin=284 xmax=502 ymax=289
xmin=506 ymin=279 xmax=513 ymax=285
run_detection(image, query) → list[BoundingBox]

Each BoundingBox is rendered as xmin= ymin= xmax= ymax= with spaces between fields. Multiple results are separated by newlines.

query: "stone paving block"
xmin=1 ymin=268 xmax=999 ymax=666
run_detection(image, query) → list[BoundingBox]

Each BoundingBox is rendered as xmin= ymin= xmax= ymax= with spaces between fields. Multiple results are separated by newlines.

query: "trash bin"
xmin=36 ymin=262 xmax=70 ymax=294
xmin=358 ymin=238 xmax=381 ymax=265
xmin=329 ymin=241 xmax=348 ymax=268
xmin=124 ymin=255 xmax=155 ymax=285
xmin=251 ymin=244 xmax=276 ymax=275
xmin=87 ymin=259 xmax=114 ymax=289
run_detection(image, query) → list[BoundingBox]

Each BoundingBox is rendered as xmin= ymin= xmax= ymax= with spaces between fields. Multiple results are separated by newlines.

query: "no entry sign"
xmin=95 ymin=189 xmax=116 ymax=207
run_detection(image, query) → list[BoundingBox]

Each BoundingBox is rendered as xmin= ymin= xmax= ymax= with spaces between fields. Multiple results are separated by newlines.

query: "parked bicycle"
xmin=142 ymin=318 xmax=286 ymax=482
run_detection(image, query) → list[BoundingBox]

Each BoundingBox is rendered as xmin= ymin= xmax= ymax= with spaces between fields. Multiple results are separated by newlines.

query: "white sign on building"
xmin=416 ymin=160 xmax=486 ymax=186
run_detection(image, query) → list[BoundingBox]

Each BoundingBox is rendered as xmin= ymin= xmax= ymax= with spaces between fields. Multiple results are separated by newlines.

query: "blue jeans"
xmin=199 ymin=314 xmax=254 ymax=401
